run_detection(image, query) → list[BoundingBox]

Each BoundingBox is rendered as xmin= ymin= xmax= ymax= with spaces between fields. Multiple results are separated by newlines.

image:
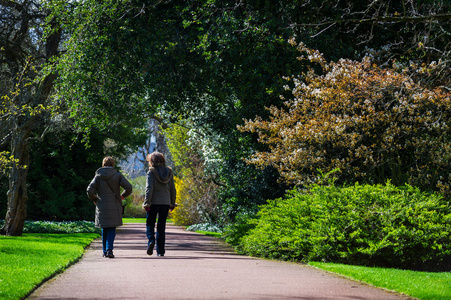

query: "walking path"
xmin=28 ymin=223 xmax=411 ymax=299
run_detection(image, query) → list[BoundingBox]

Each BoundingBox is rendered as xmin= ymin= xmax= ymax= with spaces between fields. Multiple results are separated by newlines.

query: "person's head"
xmin=102 ymin=156 xmax=116 ymax=167
xmin=147 ymin=152 xmax=166 ymax=168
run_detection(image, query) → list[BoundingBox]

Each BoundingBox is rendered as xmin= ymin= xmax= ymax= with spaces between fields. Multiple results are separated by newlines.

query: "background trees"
xmin=0 ymin=0 xmax=147 ymax=234
xmin=1 ymin=0 xmax=450 ymax=233
xmin=42 ymin=0 xmax=451 ymax=223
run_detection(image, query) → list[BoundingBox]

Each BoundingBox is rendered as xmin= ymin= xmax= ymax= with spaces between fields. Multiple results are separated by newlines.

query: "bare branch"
xmin=291 ymin=13 xmax=451 ymax=28
xmin=310 ymin=22 xmax=336 ymax=38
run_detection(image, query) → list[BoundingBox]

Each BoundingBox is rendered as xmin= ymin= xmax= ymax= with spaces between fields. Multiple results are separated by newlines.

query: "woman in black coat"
xmin=142 ymin=152 xmax=176 ymax=256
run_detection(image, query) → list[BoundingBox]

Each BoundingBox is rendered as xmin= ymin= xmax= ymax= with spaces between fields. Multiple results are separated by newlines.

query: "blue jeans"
xmin=146 ymin=205 xmax=170 ymax=255
xmin=101 ymin=227 xmax=116 ymax=255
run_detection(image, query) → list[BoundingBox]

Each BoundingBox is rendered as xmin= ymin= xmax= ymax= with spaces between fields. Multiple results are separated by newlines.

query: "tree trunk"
xmin=0 ymin=128 xmax=30 ymax=236
xmin=0 ymin=5 xmax=62 ymax=236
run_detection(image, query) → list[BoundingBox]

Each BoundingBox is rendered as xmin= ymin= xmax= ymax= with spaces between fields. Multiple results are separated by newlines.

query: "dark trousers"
xmin=101 ymin=227 xmax=116 ymax=254
xmin=146 ymin=205 xmax=170 ymax=255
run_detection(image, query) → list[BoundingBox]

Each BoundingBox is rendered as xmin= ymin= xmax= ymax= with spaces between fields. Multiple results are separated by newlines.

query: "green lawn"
xmin=194 ymin=230 xmax=222 ymax=238
xmin=122 ymin=217 xmax=146 ymax=223
xmin=309 ymin=262 xmax=451 ymax=300
xmin=0 ymin=233 xmax=99 ymax=300
xmin=122 ymin=218 xmax=173 ymax=223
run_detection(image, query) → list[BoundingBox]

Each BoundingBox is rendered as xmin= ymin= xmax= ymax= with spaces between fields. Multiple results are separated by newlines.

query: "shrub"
xmin=186 ymin=223 xmax=222 ymax=233
xmin=0 ymin=220 xmax=100 ymax=234
xmin=122 ymin=176 xmax=147 ymax=218
xmin=237 ymin=182 xmax=451 ymax=271
xmin=163 ymin=123 xmax=221 ymax=226
xmin=222 ymin=210 xmax=258 ymax=251
xmin=171 ymin=176 xmax=202 ymax=226
xmin=123 ymin=201 xmax=147 ymax=218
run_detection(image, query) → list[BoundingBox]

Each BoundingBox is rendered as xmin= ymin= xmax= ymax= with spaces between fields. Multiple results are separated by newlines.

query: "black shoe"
xmin=157 ymin=253 xmax=164 ymax=257
xmin=102 ymin=253 xmax=107 ymax=258
xmin=106 ymin=250 xmax=114 ymax=258
xmin=147 ymin=242 xmax=155 ymax=256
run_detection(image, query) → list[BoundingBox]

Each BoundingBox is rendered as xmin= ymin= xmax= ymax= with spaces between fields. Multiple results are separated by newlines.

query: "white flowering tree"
xmin=162 ymin=120 xmax=223 ymax=226
xmin=240 ymin=41 xmax=451 ymax=196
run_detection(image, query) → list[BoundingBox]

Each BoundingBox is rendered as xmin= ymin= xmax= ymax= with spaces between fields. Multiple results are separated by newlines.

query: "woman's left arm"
xmin=169 ymin=177 xmax=176 ymax=206
xmin=119 ymin=174 xmax=133 ymax=199
xmin=86 ymin=176 xmax=100 ymax=204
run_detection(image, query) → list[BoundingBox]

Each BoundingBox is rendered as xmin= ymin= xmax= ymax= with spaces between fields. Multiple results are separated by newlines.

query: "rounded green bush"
xmin=239 ymin=182 xmax=451 ymax=271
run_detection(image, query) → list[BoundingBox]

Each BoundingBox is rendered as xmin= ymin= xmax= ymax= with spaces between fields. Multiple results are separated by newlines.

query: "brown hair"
xmin=146 ymin=152 xmax=166 ymax=168
xmin=102 ymin=156 xmax=116 ymax=167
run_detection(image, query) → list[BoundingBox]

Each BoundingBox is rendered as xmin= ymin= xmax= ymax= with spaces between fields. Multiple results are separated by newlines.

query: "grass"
xmin=0 ymin=233 xmax=99 ymax=300
xmin=194 ymin=230 xmax=222 ymax=238
xmin=122 ymin=217 xmax=146 ymax=223
xmin=122 ymin=218 xmax=173 ymax=224
xmin=309 ymin=262 xmax=451 ymax=300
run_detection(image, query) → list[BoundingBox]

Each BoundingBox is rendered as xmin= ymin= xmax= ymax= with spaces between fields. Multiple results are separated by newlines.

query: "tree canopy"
xmin=2 ymin=0 xmax=450 ymax=233
xmin=43 ymin=0 xmax=451 ymax=219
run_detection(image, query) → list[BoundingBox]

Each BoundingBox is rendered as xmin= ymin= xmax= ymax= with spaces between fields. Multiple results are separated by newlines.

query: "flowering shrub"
xmin=0 ymin=220 xmax=100 ymax=234
xmin=163 ymin=123 xmax=221 ymax=226
xmin=171 ymin=176 xmax=202 ymax=226
xmin=239 ymin=41 xmax=451 ymax=196
xmin=186 ymin=223 xmax=222 ymax=233
xmin=237 ymin=182 xmax=451 ymax=271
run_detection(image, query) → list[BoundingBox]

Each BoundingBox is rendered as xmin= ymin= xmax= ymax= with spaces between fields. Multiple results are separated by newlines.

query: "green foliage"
xmin=222 ymin=210 xmax=258 ymax=251
xmin=122 ymin=176 xmax=147 ymax=218
xmin=163 ymin=123 xmax=221 ymax=226
xmin=0 ymin=220 xmax=99 ymax=234
xmin=235 ymin=182 xmax=451 ymax=271
xmin=49 ymin=0 xmax=299 ymax=227
xmin=44 ymin=0 xmax=450 ymax=231
xmin=310 ymin=262 xmax=451 ymax=300
xmin=0 ymin=233 xmax=98 ymax=300
xmin=123 ymin=201 xmax=147 ymax=219
xmin=23 ymin=131 xmax=104 ymax=221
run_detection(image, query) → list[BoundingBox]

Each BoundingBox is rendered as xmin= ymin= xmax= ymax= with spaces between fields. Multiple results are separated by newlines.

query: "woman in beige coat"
xmin=87 ymin=157 xmax=132 ymax=258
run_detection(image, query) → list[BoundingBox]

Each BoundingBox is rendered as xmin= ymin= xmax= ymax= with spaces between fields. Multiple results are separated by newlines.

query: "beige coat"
xmin=87 ymin=167 xmax=132 ymax=228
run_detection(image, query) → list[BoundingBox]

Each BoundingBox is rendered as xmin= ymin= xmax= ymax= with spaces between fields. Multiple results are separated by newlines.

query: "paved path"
xmin=28 ymin=223 xmax=411 ymax=300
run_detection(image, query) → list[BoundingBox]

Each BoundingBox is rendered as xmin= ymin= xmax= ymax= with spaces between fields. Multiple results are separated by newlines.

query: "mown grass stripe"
xmin=309 ymin=262 xmax=451 ymax=300
xmin=0 ymin=233 xmax=99 ymax=300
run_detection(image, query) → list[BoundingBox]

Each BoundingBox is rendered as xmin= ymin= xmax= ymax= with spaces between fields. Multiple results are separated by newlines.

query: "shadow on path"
xmin=28 ymin=223 xmax=411 ymax=300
